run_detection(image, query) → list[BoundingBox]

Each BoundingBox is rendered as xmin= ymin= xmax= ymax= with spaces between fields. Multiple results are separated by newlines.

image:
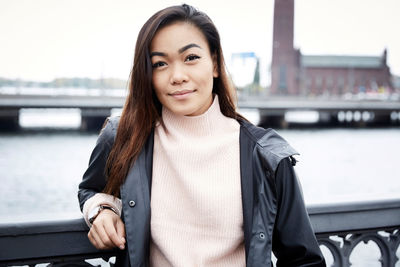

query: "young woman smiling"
xmin=151 ymin=22 xmax=218 ymax=116
xmin=78 ymin=4 xmax=326 ymax=267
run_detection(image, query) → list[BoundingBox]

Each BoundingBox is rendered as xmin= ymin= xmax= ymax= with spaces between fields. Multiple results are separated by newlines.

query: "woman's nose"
xmin=170 ymin=63 xmax=188 ymax=85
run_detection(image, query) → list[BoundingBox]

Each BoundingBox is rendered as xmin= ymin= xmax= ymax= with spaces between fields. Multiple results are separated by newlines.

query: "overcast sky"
xmin=1 ymin=0 xmax=399 ymax=86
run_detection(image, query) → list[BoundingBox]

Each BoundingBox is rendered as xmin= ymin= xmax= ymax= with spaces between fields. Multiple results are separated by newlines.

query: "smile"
xmin=168 ymin=89 xmax=196 ymax=99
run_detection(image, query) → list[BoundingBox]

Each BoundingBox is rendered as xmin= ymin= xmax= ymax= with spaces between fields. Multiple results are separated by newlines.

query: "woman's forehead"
xmin=150 ymin=22 xmax=209 ymax=52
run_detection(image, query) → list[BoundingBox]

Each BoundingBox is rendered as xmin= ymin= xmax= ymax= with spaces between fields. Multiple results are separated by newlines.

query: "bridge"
xmin=1 ymin=198 xmax=399 ymax=266
xmin=1 ymin=93 xmax=399 ymax=130
xmin=0 ymin=93 xmax=124 ymax=131
xmin=239 ymin=96 xmax=400 ymax=127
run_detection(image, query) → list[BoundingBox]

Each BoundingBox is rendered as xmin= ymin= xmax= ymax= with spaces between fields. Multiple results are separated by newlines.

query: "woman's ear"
xmin=212 ymin=54 xmax=219 ymax=78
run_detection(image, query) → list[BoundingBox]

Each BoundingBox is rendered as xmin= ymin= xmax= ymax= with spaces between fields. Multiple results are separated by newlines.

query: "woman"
xmin=78 ymin=4 xmax=326 ymax=267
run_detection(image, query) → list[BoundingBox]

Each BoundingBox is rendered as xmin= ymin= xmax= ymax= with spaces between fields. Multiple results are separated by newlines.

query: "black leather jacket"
xmin=78 ymin=117 xmax=326 ymax=267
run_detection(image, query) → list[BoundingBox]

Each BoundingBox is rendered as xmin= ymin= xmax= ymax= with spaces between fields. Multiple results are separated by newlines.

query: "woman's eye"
xmin=185 ymin=54 xmax=200 ymax=62
xmin=152 ymin=61 xmax=167 ymax=68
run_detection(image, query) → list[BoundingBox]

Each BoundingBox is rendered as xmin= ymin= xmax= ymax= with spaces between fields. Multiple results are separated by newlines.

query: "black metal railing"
xmin=1 ymin=198 xmax=399 ymax=267
xmin=308 ymin=198 xmax=400 ymax=266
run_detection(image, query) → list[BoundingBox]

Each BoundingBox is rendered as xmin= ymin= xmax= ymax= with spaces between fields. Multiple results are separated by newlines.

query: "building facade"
xmin=270 ymin=0 xmax=393 ymax=96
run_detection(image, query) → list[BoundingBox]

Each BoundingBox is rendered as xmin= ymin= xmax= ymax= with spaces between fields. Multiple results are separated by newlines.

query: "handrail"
xmin=0 ymin=217 xmax=115 ymax=266
xmin=308 ymin=198 xmax=400 ymax=234
xmin=1 ymin=198 xmax=399 ymax=266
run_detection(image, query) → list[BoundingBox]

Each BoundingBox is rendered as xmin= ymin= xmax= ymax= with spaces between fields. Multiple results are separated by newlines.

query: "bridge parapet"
xmin=1 ymin=94 xmax=399 ymax=130
xmin=0 ymin=199 xmax=399 ymax=266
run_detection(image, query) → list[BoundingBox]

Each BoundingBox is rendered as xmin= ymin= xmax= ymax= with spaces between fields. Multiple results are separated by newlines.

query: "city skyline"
xmin=1 ymin=0 xmax=399 ymax=86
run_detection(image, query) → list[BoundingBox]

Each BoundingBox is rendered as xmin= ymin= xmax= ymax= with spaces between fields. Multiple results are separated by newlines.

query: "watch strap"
xmin=89 ymin=205 xmax=118 ymax=224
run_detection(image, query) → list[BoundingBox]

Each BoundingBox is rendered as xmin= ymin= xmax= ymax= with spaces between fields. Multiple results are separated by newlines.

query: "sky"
xmin=1 ymin=0 xmax=399 ymax=87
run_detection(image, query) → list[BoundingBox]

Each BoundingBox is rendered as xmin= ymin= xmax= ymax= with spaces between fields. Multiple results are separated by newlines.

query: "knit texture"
xmin=150 ymin=96 xmax=245 ymax=267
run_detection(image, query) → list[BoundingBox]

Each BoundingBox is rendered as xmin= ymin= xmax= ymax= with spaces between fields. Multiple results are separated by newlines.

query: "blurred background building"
xmin=270 ymin=0 xmax=393 ymax=96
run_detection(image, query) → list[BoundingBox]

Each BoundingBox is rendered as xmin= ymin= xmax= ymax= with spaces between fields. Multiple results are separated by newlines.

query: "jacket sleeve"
xmin=77 ymin=118 xmax=116 ymax=212
xmin=272 ymin=157 xmax=326 ymax=267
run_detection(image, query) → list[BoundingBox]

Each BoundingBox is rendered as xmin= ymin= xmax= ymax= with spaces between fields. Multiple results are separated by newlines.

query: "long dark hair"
xmin=104 ymin=4 xmax=245 ymax=196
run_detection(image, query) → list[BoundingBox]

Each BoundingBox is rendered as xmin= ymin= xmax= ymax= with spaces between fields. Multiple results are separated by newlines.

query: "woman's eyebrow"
xmin=178 ymin=43 xmax=201 ymax=53
xmin=150 ymin=51 xmax=166 ymax=58
xmin=150 ymin=43 xmax=201 ymax=58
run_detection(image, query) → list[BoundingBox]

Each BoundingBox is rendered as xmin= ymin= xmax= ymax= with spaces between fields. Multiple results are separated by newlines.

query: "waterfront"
xmin=1 ymin=124 xmax=399 ymax=223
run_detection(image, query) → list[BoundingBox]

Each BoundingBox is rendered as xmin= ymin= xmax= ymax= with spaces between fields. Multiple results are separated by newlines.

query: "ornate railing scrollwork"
xmin=317 ymin=230 xmax=400 ymax=267
xmin=309 ymin=199 xmax=400 ymax=267
xmin=318 ymin=236 xmax=347 ymax=267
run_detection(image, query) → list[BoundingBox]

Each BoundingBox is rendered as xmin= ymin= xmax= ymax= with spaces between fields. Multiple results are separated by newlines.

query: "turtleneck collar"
xmin=159 ymin=95 xmax=238 ymax=138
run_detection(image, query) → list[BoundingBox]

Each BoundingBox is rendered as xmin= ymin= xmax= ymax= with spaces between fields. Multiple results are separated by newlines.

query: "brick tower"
xmin=270 ymin=0 xmax=299 ymax=95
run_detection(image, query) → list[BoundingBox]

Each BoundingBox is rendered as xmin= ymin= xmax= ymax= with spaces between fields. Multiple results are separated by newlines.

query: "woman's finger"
xmin=104 ymin=219 xmax=125 ymax=250
xmin=116 ymin=218 xmax=126 ymax=245
xmin=91 ymin=223 xmax=113 ymax=250
xmin=101 ymin=210 xmax=125 ymax=249
xmin=93 ymin=219 xmax=114 ymax=249
xmin=88 ymin=228 xmax=109 ymax=250
xmin=87 ymin=231 xmax=99 ymax=249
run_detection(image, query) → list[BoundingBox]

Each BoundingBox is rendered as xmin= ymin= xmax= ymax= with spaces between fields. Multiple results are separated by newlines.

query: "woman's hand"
xmin=88 ymin=209 xmax=126 ymax=250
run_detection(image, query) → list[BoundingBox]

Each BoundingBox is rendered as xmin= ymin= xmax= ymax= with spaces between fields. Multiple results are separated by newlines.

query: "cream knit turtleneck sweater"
xmin=150 ymin=96 xmax=245 ymax=267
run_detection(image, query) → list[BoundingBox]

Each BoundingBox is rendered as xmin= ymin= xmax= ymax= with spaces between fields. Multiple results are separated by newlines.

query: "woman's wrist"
xmin=88 ymin=204 xmax=118 ymax=224
xmin=83 ymin=193 xmax=122 ymax=227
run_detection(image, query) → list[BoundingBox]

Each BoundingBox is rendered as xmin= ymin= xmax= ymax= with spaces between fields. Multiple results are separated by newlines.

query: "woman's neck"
xmin=160 ymin=95 xmax=234 ymax=138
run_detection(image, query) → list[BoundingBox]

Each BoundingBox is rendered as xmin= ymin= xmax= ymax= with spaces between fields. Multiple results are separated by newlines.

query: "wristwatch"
xmin=88 ymin=205 xmax=118 ymax=224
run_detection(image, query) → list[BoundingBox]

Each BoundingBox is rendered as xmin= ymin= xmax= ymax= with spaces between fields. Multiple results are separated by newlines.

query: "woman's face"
xmin=150 ymin=22 xmax=218 ymax=116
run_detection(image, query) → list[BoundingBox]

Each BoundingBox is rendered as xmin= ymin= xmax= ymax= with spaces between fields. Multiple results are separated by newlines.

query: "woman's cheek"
xmin=153 ymin=72 xmax=168 ymax=94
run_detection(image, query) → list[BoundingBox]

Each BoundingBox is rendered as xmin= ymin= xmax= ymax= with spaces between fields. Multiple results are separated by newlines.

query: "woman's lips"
xmin=169 ymin=89 xmax=196 ymax=99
